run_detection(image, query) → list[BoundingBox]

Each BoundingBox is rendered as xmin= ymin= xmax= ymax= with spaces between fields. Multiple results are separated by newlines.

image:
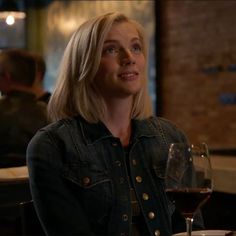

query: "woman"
xmin=27 ymin=12 xmax=203 ymax=236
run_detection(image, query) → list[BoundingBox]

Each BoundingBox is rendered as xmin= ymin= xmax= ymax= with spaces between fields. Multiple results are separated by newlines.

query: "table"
xmin=0 ymin=166 xmax=28 ymax=182
xmin=210 ymin=155 xmax=236 ymax=193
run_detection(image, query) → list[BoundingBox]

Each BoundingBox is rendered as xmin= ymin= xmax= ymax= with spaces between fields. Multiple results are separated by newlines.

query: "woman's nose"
xmin=120 ymin=49 xmax=136 ymax=66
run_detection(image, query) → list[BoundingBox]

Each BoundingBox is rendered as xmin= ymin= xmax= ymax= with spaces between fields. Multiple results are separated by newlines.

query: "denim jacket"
xmin=27 ymin=116 xmax=203 ymax=236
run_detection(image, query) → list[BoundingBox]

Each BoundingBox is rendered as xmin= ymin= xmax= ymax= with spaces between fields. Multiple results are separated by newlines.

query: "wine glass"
xmin=165 ymin=143 xmax=213 ymax=236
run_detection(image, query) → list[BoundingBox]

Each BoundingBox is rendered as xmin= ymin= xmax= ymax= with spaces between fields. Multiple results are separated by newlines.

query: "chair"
xmin=19 ymin=200 xmax=45 ymax=236
xmin=0 ymin=153 xmax=26 ymax=168
xmin=0 ymin=178 xmax=31 ymax=236
xmin=0 ymin=178 xmax=31 ymax=206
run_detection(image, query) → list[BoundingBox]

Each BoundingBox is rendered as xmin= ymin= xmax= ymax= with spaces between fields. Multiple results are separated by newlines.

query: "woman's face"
xmin=94 ymin=21 xmax=146 ymax=100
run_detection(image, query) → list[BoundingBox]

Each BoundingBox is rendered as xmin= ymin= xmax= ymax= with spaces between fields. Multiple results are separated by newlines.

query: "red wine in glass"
xmin=165 ymin=143 xmax=213 ymax=236
xmin=166 ymin=188 xmax=212 ymax=218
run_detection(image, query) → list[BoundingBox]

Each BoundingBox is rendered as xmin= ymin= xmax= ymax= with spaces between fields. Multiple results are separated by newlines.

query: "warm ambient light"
xmin=6 ymin=15 xmax=15 ymax=25
xmin=0 ymin=0 xmax=26 ymax=25
xmin=0 ymin=11 xmax=26 ymax=22
xmin=0 ymin=11 xmax=25 ymax=26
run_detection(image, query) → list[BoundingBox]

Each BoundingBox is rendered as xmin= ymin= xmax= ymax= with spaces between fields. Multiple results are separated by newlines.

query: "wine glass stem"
xmin=185 ymin=217 xmax=193 ymax=236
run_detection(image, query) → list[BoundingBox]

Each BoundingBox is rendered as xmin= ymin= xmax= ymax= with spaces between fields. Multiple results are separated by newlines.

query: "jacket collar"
xmin=76 ymin=116 xmax=158 ymax=145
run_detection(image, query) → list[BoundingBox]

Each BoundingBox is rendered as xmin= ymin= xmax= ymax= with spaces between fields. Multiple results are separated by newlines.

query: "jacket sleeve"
xmin=26 ymin=129 xmax=95 ymax=236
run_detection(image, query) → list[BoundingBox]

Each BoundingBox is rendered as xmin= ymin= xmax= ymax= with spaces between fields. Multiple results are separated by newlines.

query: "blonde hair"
xmin=48 ymin=12 xmax=153 ymax=123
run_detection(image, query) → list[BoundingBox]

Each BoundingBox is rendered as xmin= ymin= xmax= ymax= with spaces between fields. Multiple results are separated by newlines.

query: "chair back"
xmin=0 ymin=169 xmax=31 ymax=235
xmin=20 ymin=200 xmax=45 ymax=236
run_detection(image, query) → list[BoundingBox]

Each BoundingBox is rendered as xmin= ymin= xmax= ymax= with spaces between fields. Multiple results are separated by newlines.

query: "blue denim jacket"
xmin=27 ymin=116 xmax=203 ymax=236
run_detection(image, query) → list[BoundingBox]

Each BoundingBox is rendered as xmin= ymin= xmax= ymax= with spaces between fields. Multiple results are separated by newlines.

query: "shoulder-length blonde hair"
xmin=48 ymin=12 xmax=153 ymax=123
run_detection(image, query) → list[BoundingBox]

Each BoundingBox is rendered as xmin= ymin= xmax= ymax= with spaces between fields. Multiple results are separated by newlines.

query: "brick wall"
xmin=160 ymin=0 xmax=236 ymax=148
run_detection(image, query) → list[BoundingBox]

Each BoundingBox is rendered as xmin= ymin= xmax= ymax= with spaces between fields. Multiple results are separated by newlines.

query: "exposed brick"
xmin=160 ymin=0 xmax=236 ymax=148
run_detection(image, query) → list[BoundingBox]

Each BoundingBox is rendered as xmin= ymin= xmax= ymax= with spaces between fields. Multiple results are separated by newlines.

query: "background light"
xmin=0 ymin=0 xmax=26 ymax=25
xmin=6 ymin=14 xmax=15 ymax=25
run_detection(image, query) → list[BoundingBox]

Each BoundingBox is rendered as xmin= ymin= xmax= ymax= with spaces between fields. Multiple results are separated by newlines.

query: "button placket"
xmin=129 ymin=148 xmax=164 ymax=236
xmin=110 ymin=139 xmax=130 ymax=236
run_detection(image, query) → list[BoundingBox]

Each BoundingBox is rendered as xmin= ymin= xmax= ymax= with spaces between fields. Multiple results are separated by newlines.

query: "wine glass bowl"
xmin=165 ymin=143 xmax=213 ymax=235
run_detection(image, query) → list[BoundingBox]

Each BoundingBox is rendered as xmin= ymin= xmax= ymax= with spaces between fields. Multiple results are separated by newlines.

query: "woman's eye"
xmin=131 ymin=44 xmax=142 ymax=54
xmin=103 ymin=46 xmax=118 ymax=55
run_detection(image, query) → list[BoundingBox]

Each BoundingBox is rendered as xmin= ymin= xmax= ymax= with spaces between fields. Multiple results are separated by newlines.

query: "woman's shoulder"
xmin=27 ymin=117 xmax=80 ymax=152
xmin=30 ymin=117 xmax=78 ymax=142
xmin=148 ymin=116 xmax=180 ymax=130
xmin=147 ymin=116 xmax=187 ymax=142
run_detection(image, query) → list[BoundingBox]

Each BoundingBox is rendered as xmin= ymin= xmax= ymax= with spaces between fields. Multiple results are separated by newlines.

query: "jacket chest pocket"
xmin=62 ymin=162 xmax=111 ymax=189
xmin=62 ymin=162 xmax=113 ymax=225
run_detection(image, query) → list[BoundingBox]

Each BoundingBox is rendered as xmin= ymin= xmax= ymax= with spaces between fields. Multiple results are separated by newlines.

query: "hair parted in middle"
xmin=48 ymin=12 xmax=153 ymax=123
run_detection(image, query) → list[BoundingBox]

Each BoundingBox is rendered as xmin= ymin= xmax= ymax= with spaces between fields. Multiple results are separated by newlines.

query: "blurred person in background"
xmin=0 ymin=49 xmax=48 ymax=167
xmin=31 ymin=53 xmax=51 ymax=103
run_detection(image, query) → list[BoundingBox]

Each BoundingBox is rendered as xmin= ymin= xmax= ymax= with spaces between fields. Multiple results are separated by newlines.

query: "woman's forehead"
xmin=105 ymin=21 xmax=140 ymax=40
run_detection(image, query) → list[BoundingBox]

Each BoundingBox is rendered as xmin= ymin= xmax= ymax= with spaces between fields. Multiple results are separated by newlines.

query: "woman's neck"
xmin=103 ymin=98 xmax=133 ymax=146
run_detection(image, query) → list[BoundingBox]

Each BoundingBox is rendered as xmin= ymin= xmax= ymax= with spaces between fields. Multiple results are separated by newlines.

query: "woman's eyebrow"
xmin=103 ymin=37 xmax=141 ymax=45
xmin=103 ymin=39 xmax=118 ymax=45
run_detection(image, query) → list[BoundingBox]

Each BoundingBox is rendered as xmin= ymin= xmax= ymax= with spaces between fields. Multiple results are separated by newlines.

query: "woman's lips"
xmin=118 ymin=71 xmax=138 ymax=81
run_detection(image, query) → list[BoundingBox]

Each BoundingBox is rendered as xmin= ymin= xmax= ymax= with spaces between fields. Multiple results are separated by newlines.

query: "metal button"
xmin=132 ymin=159 xmax=137 ymax=165
xmin=122 ymin=214 xmax=128 ymax=221
xmin=154 ymin=230 xmax=160 ymax=236
xmin=115 ymin=160 xmax=121 ymax=166
xmin=135 ymin=176 xmax=142 ymax=183
xmin=119 ymin=177 xmax=125 ymax=184
xmin=82 ymin=177 xmax=90 ymax=186
xmin=112 ymin=142 xmax=118 ymax=146
xmin=148 ymin=211 xmax=155 ymax=219
xmin=142 ymin=193 xmax=149 ymax=200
